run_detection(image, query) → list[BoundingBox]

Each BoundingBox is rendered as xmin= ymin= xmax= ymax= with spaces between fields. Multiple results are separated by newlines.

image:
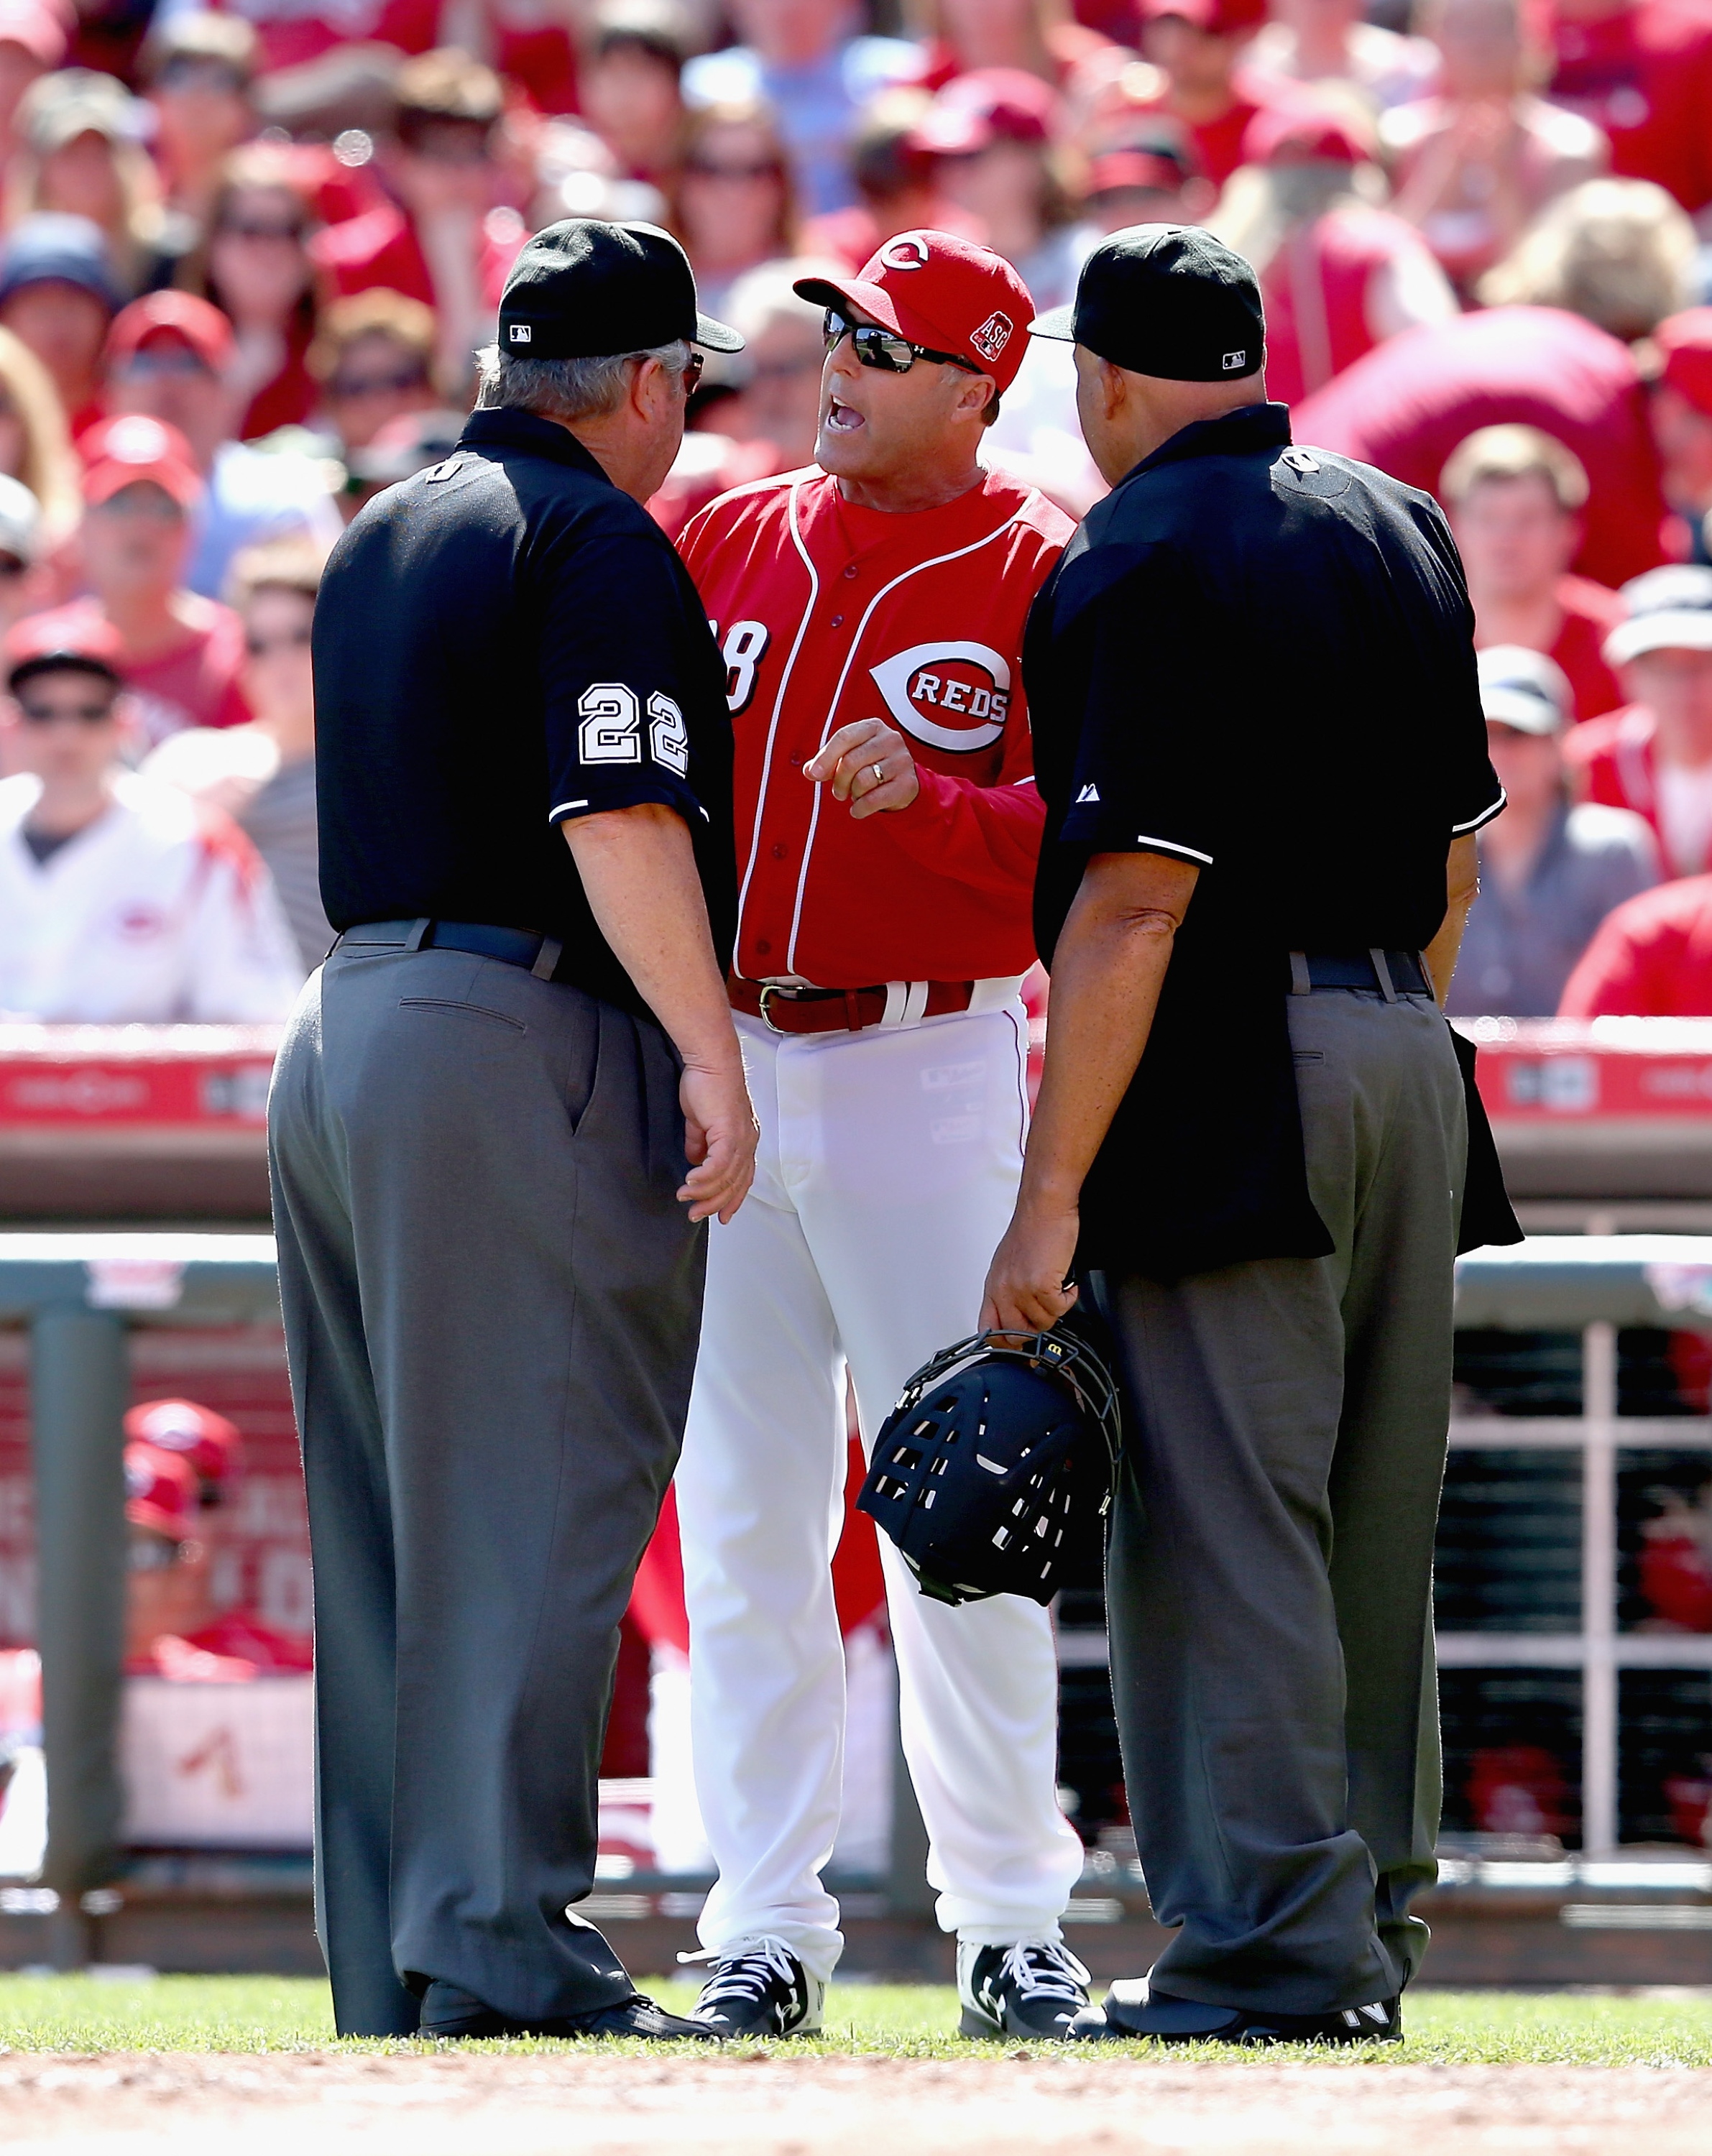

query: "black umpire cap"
xmin=498 ymin=218 xmax=745 ymax=361
xmin=1030 ymin=223 xmax=1264 ymax=382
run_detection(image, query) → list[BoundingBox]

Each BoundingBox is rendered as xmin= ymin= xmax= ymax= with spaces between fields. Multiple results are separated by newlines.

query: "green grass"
xmin=3 ymin=1977 xmax=1712 ymax=2064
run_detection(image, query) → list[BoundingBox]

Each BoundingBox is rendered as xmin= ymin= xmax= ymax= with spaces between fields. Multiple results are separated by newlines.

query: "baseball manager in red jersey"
xmin=673 ymin=232 xmax=1089 ymax=2041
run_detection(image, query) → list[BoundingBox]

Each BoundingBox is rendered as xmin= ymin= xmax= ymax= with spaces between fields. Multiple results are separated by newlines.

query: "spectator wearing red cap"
xmin=1293 ymin=304 xmax=1670 ymax=588
xmin=1080 ymin=120 xmax=1217 ymax=233
xmin=1131 ymin=0 xmax=1294 ymax=189
xmin=1550 ymin=0 xmax=1712 ymax=217
xmin=1649 ymin=310 xmax=1712 ymax=567
xmin=799 ymin=87 xmax=988 ymax=270
xmin=0 ymin=608 xmax=301 ymax=1021
xmin=1384 ymin=0 xmax=1607 ymax=298
xmin=126 ymin=1396 xmax=241 ymax=1503
xmin=1559 ymin=870 xmax=1712 ymax=1014
xmin=682 ymin=0 xmax=921 ymax=219
xmin=1566 ymin=566 xmax=1712 ymax=877
xmin=103 ymin=288 xmax=340 ymax=599
xmin=674 ymin=229 xmax=1086 ymax=2038
xmin=1442 ymin=424 xmax=1626 ymax=720
xmin=1248 ymin=0 xmax=1438 ymax=109
xmin=910 ymin=68 xmax=1087 ymax=308
xmin=1214 ymin=99 xmax=1455 ymax=405
xmin=36 ymin=413 xmax=249 ymax=739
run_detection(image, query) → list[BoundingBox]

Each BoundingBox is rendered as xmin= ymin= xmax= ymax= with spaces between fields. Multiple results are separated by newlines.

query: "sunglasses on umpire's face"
xmin=822 ymin=308 xmax=979 ymax=377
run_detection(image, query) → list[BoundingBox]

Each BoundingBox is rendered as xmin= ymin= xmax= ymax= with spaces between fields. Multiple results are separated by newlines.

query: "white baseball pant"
xmin=676 ymin=992 xmax=1085 ymax=1984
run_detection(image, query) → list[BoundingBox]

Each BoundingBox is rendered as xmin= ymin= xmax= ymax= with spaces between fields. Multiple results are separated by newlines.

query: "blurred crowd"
xmin=0 ymin=0 xmax=1710 ymax=1021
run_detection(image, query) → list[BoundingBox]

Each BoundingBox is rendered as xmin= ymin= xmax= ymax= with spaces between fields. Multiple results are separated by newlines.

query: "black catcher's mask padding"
xmin=857 ymin=1319 xmax=1121 ymax=1607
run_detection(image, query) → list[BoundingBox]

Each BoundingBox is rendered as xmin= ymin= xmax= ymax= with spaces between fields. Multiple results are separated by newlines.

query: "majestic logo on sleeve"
xmin=970 ymin=312 xmax=1013 ymax=363
xmin=870 ymin=642 xmax=1011 ymax=753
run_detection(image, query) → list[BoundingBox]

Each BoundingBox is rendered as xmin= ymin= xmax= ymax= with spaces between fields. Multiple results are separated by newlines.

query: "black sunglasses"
xmin=18 ymin=696 xmax=116 ymax=725
xmin=822 ymin=308 xmax=978 ymax=377
xmin=683 ymin=350 xmax=705 ymax=394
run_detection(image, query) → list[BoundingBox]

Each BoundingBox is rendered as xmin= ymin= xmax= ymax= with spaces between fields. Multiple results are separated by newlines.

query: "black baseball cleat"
xmin=686 ymin=1938 xmax=825 ymax=2037
xmin=419 ymin=1978 xmax=718 ymax=2041
xmin=1069 ymin=1976 xmax=1402 ymax=2046
xmin=957 ymin=1938 xmax=1093 ymax=2039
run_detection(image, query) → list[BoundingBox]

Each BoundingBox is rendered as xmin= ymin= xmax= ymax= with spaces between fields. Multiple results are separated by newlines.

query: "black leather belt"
xmin=1289 ymin=949 xmax=1432 ymax=997
xmin=340 ymin=919 xmax=564 ymax=980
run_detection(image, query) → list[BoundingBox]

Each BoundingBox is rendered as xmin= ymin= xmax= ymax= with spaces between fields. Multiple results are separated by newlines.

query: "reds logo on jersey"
xmin=870 ymin=642 xmax=1011 ymax=753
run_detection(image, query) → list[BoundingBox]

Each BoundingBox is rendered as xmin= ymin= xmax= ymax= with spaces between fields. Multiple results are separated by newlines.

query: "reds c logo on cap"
xmin=870 ymin=642 xmax=1011 ymax=753
xmin=970 ymin=312 xmax=1013 ymax=364
xmin=878 ymin=235 xmax=930 ymax=271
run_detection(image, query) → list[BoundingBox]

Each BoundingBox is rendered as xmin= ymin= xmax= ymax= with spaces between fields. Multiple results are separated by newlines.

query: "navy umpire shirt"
xmin=1026 ymin=402 xmax=1507 ymax=1279
xmin=314 ymin=405 xmax=736 ymax=1018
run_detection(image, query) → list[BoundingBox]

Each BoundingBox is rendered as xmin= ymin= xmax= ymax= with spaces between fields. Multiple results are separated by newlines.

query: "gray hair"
xmin=474 ymin=338 xmax=691 ymax=422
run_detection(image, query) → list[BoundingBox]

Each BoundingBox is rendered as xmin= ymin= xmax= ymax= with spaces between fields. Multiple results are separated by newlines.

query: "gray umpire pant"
xmin=268 ymin=930 xmax=705 ymax=2036
xmin=1095 ymin=984 xmax=1465 ymax=2013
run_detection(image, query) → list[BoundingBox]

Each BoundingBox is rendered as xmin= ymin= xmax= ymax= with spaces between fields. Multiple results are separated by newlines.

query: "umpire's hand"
xmin=678 ymin=1058 xmax=760 ymax=1224
xmin=805 ymin=718 xmax=920 ymax=818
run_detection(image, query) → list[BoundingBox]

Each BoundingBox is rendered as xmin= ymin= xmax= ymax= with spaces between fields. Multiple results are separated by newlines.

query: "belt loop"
xmin=1289 ymin=952 xmax=1311 ymax=996
xmin=404 ymin=918 xmax=431 ymax=952
xmin=530 ymin=935 xmax=563 ymax=982
xmin=844 ymin=990 xmax=867 ymax=1033
xmin=1370 ymin=947 xmax=1398 ymax=1003
xmin=902 ymin=980 xmax=929 ymax=1025
xmin=880 ymin=982 xmax=907 ymax=1028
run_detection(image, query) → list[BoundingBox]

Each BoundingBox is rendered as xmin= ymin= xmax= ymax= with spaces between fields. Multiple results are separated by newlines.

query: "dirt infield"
xmin=4 ymin=2051 xmax=1712 ymax=2155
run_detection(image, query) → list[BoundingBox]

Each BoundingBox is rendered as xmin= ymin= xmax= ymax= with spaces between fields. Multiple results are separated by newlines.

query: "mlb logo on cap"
xmin=1223 ymin=349 xmax=1246 ymax=371
xmin=510 ymin=323 xmax=532 ymax=344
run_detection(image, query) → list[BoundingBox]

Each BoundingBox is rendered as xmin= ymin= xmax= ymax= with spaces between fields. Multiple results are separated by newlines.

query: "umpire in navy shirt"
xmin=982 ymin=228 xmax=1519 ymax=2043
xmin=270 ymin=221 xmax=757 ymax=2040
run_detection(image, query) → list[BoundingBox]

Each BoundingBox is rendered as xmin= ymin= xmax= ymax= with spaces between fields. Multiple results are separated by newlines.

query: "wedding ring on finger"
xmin=867 ymin=763 xmax=885 ymax=789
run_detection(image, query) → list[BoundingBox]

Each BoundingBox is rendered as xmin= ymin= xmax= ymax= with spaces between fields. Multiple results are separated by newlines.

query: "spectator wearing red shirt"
xmin=308 ymin=50 xmax=515 ymax=400
xmin=40 ymin=414 xmax=249 ymax=742
xmin=1559 ymin=872 xmax=1712 ymax=1013
xmin=1550 ymin=0 xmax=1712 ymax=216
xmin=191 ymin=0 xmax=438 ymax=79
xmin=306 ymin=289 xmax=438 ymax=456
xmin=911 ymin=68 xmax=1087 ymax=309
xmin=799 ymin=88 xmax=985 ymax=270
xmin=1649 ymin=309 xmax=1712 ymax=565
xmin=1132 ymin=0 xmax=1284 ymax=189
xmin=1293 ymin=303 xmax=1671 ymax=587
xmin=195 ymin=146 xmax=321 ymax=441
xmin=1565 ymin=565 xmax=1712 ymax=875
xmin=1443 ymin=424 xmax=1626 ymax=720
xmin=1215 ymin=101 xmax=1456 ymax=406
xmin=0 ymin=213 xmax=121 ymax=443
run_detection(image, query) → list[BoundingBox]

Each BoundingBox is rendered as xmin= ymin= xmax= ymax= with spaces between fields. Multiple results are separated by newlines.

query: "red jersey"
xmin=32 ymin=596 xmax=250 ymax=743
xmin=1552 ymin=0 xmax=1712 ymax=213
xmin=1563 ymin=704 xmax=1682 ymax=858
xmin=1293 ymin=305 xmax=1671 ymax=589
xmin=1558 ymin=872 xmax=1712 ymax=1013
xmin=678 ymin=466 xmax=1073 ymax=987
xmin=1550 ymin=574 xmax=1626 ymax=721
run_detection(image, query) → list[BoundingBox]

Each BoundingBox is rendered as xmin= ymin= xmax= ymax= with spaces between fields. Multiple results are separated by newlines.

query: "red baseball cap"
xmin=1657 ymin=308 xmax=1712 ymax=419
xmin=106 ymin=287 xmax=234 ymax=375
xmin=909 ymin=68 xmax=1060 ymax=157
xmin=80 ymin=413 xmax=201 ymax=509
xmin=5 ymin=606 xmax=124 ymax=687
xmin=1241 ymin=99 xmax=1373 ymax=168
xmin=125 ymin=1397 xmax=241 ymax=1489
xmin=125 ymin=1439 xmax=198 ymax=1540
xmin=794 ymin=230 xmax=1035 ymax=393
xmin=1138 ymin=0 xmax=1266 ymax=34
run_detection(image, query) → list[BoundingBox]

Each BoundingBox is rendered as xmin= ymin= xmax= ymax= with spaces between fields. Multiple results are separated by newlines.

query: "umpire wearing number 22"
xmin=270 ymin=222 xmax=758 ymax=2040
xmin=983 ymin=227 xmax=1522 ymax=2043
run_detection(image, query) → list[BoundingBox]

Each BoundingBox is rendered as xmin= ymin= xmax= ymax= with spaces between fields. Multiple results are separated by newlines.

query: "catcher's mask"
xmin=857 ymin=1317 xmax=1121 ymax=1607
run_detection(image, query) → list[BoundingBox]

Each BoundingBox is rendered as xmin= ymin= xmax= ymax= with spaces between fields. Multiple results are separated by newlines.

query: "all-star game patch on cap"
xmin=794 ymin=229 xmax=1035 ymax=393
xmin=498 ymin=218 xmax=743 ymax=361
xmin=1030 ymin=223 xmax=1265 ymax=382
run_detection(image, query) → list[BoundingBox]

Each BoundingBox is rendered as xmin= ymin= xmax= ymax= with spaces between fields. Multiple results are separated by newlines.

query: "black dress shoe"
xmin=420 ymin=1978 xmax=718 ymax=2041
xmin=1069 ymin=1976 xmax=1402 ymax=2046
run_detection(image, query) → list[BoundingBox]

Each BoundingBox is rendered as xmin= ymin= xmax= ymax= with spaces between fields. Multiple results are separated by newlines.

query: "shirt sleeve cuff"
xmin=1060 ymin=802 xmax=1214 ymax=865
xmin=1451 ymin=788 xmax=1506 ymax=837
xmin=548 ymin=775 xmax=708 ymax=827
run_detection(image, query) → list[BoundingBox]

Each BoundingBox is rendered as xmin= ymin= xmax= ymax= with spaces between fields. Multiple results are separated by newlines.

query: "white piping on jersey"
xmin=1451 ymin=788 xmax=1506 ymax=836
xmin=734 ymin=476 xmax=821 ymax=961
xmin=1132 ymin=833 xmax=1214 ymax=866
xmin=784 ymin=489 xmax=1046 ymax=978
